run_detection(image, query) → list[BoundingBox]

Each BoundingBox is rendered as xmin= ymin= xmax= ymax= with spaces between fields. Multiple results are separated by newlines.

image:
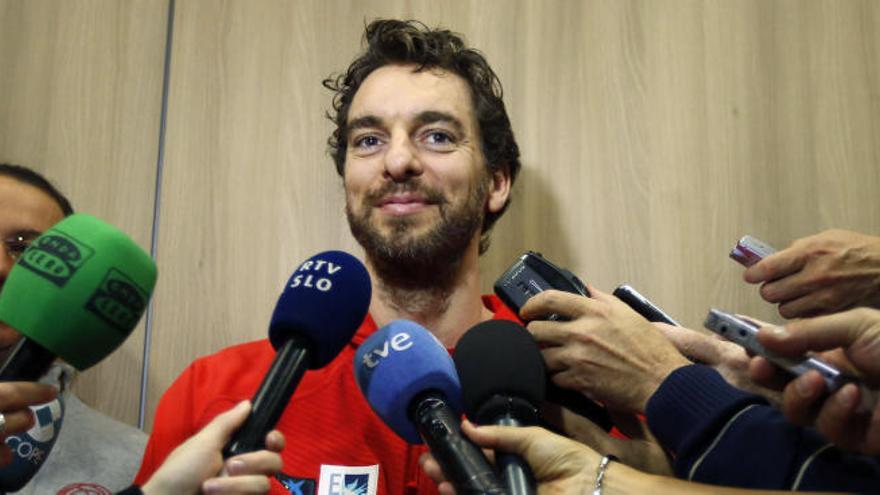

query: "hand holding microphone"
xmin=223 ymin=250 xmax=371 ymax=457
xmin=454 ymin=320 xmax=544 ymax=495
xmin=0 ymin=213 xmax=158 ymax=381
xmin=143 ymin=401 xmax=284 ymax=495
xmin=355 ymin=320 xmax=505 ymax=494
xmin=0 ymin=381 xmax=56 ymax=466
xmin=0 ymin=213 xmax=157 ymax=489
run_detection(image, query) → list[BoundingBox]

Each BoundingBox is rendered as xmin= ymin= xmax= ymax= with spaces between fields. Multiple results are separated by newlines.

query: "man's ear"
xmin=486 ymin=165 xmax=512 ymax=214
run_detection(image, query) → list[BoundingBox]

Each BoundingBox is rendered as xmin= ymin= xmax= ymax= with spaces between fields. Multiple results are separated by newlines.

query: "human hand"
xmin=0 ymin=381 xmax=56 ymax=466
xmin=542 ymin=402 xmax=673 ymax=476
xmin=748 ymin=308 xmax=880 ymax=455
xmin=142 ymin=400 xmax=285 ymax=495
xmin=654 ymin=323 xmax=783 ymax=406
xmin=743 ymin=229 xmax=880 ymax=318
xmin=420 ymin=420 xmax=598 ymax=495
xmin=522 ymin=288 xmax=691 ymax=413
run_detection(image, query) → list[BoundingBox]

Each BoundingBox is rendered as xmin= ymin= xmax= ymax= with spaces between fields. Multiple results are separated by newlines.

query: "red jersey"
xmin=135 ymin=295 xmax=520 ymax=495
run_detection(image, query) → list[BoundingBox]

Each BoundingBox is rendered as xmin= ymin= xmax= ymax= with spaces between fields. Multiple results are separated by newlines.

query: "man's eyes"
xmin=424 ymin=131 xmax=455 ymax=145
xmin=353 ymin=134 xmax=382 ymax=148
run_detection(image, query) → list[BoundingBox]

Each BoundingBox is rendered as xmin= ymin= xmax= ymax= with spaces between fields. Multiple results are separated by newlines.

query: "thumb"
xmin=194 ymin=400 xmax=252 ymax=448
xmin=655 ymin=324 xmax=722 ymax=364
xmin=758 ymin=311 xmax=866 ymax=356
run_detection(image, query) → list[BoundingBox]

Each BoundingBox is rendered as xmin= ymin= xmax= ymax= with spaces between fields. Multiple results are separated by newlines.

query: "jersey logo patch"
xmin=317 ymin=464 xmax=379 ymax=495
xmin=276 ymin=473 xmax=316 ymax=495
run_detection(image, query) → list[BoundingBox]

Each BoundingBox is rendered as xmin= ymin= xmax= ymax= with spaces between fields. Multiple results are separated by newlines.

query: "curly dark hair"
xmin=0 ymin=163 xmax=74 ymax=216
xmin=323 ymin=19 xmax=521 ymax=253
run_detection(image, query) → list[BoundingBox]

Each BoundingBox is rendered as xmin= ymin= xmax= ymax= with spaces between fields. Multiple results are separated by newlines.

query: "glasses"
xmin=2 ymin=232 xmax=41 ymax=262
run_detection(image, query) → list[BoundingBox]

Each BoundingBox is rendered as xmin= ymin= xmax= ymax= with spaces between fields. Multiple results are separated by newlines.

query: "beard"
xmin=346 ymin=177 xmax=488 ymax=291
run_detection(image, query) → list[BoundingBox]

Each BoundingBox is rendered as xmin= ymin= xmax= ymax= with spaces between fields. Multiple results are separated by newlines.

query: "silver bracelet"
xmin=591 ymin=454 xmax=618 ymax=495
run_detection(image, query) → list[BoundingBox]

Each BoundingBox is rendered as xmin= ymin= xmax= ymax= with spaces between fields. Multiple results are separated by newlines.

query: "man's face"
xmin=0 ymin=176 xmax=65 ymax=362
xmin=342 ymin=64 xmax=508 ymax=275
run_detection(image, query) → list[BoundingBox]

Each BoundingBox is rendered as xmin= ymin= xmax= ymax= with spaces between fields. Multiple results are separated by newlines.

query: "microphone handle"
xmin=413 ymin=394 xmax=506 ymax=494
xmin=495 ymin=415 xmax=537 ymax=495
xmin=223 ymin=337 xmax=310 ymax=457
xmin=0 ymin=338 xmax=56 ymax=381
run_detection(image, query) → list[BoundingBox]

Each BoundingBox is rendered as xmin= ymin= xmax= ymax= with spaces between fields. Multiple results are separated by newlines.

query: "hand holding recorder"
xmin=749 ymin=307 xmax=880 ymax=455
xmin=739 ymin=230 xmax=880 ymax=318
xmin=522 ymin=287 xmax=691 ymax=413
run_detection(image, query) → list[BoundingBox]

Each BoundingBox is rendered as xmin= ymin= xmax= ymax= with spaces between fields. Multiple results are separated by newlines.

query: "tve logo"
xmin=289 ymin=258 xmax=342 ymax=292
xmin=317 ymin=464 xmax=378 ymax=495
xmin=360 ymin=332 xmax=413 ymax=369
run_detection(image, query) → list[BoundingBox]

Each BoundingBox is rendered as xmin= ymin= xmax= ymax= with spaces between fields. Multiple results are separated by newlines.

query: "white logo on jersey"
xmin=317 ymin=464 xmax=379 ymax=495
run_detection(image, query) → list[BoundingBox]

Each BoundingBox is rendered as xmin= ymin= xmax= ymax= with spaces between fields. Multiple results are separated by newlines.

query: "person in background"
xmin=0 ymin=163 xmax=147 ymax=493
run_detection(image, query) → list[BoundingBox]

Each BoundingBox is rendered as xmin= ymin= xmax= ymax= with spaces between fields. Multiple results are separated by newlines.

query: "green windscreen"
xmin=0 ymin=214 xmax=157 ymax=370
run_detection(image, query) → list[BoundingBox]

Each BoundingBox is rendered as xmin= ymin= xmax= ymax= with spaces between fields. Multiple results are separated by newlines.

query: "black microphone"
xmin=355 ymin=320 xmax=506 ymax=494
xmin=223 ymin=250 xmax=371 ymax=457
xmin=454 ymin=320 xmax=545 ymax=495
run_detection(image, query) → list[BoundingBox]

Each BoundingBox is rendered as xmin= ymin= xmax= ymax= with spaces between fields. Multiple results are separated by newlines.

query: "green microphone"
xmin=0 ymin=214 xmax=157 ymax=380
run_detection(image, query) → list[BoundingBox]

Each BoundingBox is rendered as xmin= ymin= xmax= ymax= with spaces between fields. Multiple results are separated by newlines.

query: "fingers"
xmin=0 ymin=382 xmax=56 ymax=412
xmin=460 ymin=420 xmax=533 ymax=457
xmin=748 ymin=356 xmax=789 ymax=391
xmin=197 ymin=400 xmax=252 ymax=447
xmin=225 ymin=450 xmax=283 ymax=477
xmin=865 ymin=403 xmax=880 ymax=455
xmin=418 ymin=452 xmax=448 ymax=485
xmin=744 ymin=247 xmax=807 ymax=284
xmin=1 ymin=408 xmax=36 ymax=436
xmin=520 ymin=290 xmax=597 ymax=321
xmin=654 ymin=324 xmax=722 ymax=364
xmin=813 ymin=384 xmax=863 ymax=452
xmin=758 ymin=271 xmax=815 ymax=305
xmin=781 ymin=370 xmax=827 ymax=426
xmin=528 ymin=320 xmax=583 ymax=347
xmin=757 ymin=310 xmax=866 ymax=356
xmin=201 ymin=475 xmax=270 ymax=494
xmin=419 ymin=453 xmax=460 ymax=495
xmin=264 ymin=430 xmax=285 ymax=453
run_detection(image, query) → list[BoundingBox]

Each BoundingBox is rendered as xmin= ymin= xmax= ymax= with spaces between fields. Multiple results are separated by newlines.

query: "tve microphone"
xmin=0 ymin=214 xmax=158 ymax=380
xmin=455 ymin=320 xmax=544 ymax=495
xmin=223 ymin=250 xmax=371 ymax=457
xmin=0 ymin=396 xmax=64 ymax=491
xmin=355 ymin=320 xmax=505 ymax=494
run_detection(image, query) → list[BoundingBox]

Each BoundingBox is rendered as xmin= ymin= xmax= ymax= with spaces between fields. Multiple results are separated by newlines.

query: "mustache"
xmin=365 ymin=180 xmax=447 ymax=206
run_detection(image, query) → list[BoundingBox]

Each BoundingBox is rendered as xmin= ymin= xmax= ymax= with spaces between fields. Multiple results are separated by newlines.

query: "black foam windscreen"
xmin=454 ymin=320 xmax=546 ymax=421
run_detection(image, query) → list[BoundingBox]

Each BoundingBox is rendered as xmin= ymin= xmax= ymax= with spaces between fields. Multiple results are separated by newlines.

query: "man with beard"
xmin=135 ymin=19 xmax=521 ymax=495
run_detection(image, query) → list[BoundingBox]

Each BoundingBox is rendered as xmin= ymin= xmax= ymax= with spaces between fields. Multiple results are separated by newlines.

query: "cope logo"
xmin=17 ymin=231 xmax=95 ymax=287
xmin=2 ymin=397 xmax=63 ymax=468
xmin=85 ymin=268 xmax=148 ymax=333
xmin=289 ymin=258 xmax=342 ymax=293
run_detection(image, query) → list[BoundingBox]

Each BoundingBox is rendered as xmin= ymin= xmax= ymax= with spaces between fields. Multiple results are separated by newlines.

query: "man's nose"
xmin=383 ymin=135 xmax=423 ymax=181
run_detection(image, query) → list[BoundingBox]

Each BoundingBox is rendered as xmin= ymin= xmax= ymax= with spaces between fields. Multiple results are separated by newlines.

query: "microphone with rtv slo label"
xmin=0 ymin=213 xmax=158 ymax=380
xmin=223 ymin=250 xmax=371 ymax=457
xmin=455 ymin=320 xmax=545 ymax=495
xmin=354 ymin=320 xmax=505 ymax=494
xmin=0 ymin=214 xmax=157 ymax=492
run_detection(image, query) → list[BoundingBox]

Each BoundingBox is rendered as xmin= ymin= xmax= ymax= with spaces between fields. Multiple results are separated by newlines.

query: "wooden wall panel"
xmin=0 ymin=0 xmax=168 ymax=426
xmin=139 ymin=0 xmax=880 ymax=430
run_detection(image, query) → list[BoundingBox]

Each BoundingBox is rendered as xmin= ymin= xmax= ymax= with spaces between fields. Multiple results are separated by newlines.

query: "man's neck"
xmin=366 ymin=243 xmax=493 ymax=347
